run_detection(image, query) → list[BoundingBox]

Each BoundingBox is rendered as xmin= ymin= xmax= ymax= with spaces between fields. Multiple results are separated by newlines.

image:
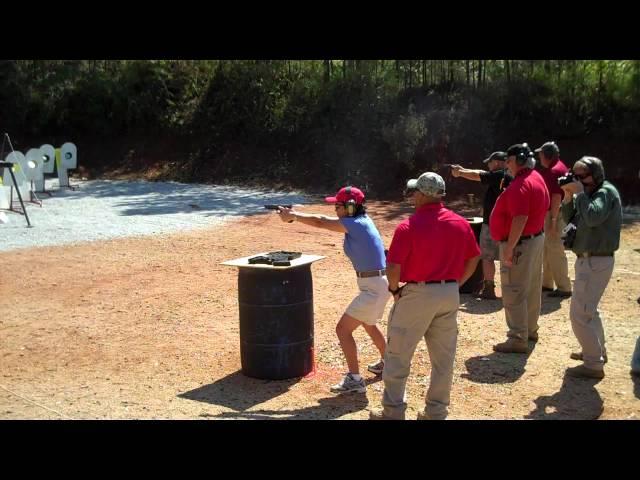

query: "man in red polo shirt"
xmin=369 ymin=172 xmax=480 ymax=420
xmin=535 ymin=141 xmax=572 ymax=298
xmin=490 ymin=143 xmax=550 ymax=353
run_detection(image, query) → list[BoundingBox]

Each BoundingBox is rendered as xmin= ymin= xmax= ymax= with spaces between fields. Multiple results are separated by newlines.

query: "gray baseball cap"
xmin=483 ymin=151 xmax=507 ymax=164
xmin=406 ymin=172 xmax=446 ymax=197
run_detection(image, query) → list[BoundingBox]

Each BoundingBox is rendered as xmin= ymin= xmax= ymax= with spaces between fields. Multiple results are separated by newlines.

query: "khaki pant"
xmin=381 ymin=282 xmax=459 ymax=420
xmin=570 ymin=256 xmax=614 ymax=370
xmin=499 ymin=234 xmax=544 ymax=342
xmin=542 ymin=211 xmax=572 ymax=292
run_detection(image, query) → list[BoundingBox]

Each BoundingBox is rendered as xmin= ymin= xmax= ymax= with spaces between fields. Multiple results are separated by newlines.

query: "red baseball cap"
xmin=325 ymin=186 xmax=365 ymax=205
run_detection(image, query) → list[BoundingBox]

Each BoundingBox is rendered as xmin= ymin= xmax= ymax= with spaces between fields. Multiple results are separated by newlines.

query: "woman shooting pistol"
xmin=275 ymin=186 xmax=389 ymax=394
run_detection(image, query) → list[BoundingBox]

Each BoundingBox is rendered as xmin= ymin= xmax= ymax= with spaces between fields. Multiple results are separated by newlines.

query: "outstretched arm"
xmin=451 ymin=165 xmax=483 ymax=182
xmin=276 ymin=207 xmax=347 ymax=233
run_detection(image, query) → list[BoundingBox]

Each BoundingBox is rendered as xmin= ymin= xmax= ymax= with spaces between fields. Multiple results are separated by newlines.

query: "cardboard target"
xmin=3 ymin=152 xmax=26 ymax=187
xmin=55 ymin=147 xmax=68 ymax=187
xmin=40 ymin=144 xmax=56 ymax=174
xmin=60 ymin=142 xmax=77 ymax=169
xmin=3 ymin=151 xmax=31 ymax=203
xmin=25 ymin=148 xmax=45 ymax=191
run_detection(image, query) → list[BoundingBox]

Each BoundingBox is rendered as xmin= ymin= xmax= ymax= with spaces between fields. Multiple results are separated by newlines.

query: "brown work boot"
xmin=570 ymin=352 xmax=608 ymax=364
xmin=417 ymin=411 xmax=447 ymax=421
xmin=566 ymin=365 xmax=605 ymax=379
xmin=368 ymin=409 xmax=398 ymax=420
xmin=528 ymin=332 xmax=539 ymax=342
xmin=493 ymin=339 xmax=529 ymax=353
xmin=479 ymin=280 xmax=498 ymax=300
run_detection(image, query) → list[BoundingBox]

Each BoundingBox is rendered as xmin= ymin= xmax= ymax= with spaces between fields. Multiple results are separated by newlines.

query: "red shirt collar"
xmin=515 ymin=167 xmax=532 ymax=178
xmin=417 ymin=202 xmax=444 ymax=212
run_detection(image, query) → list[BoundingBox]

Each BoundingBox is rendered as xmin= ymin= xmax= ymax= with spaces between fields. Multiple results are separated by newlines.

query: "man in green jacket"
xmin=560 ymin=156 xmax=622 ymax=379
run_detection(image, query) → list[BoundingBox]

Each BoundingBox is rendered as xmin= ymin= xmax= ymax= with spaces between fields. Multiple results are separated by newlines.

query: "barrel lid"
xmin=222 ymin=252 xmax=325 ymax=269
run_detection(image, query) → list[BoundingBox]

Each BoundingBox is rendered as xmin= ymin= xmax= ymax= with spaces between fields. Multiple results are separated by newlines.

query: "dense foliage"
xmin=1 ymin=60 xmax=638 ymax=201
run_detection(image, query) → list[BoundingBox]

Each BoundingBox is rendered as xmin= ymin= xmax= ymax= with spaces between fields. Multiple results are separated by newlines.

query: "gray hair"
xmin=525 ymin=156 xmax=536 ymax=169
xmin=575 ymin=156 xmax=605 ymax=185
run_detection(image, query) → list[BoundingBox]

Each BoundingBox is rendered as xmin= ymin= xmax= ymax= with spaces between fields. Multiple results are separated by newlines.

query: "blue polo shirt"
xmin=340 ymin=215 xmax=386 ymax=272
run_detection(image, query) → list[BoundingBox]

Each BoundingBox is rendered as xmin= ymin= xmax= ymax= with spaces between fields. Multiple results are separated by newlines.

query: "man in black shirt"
xmin=451 ymin=151 xmax=512 ymax=299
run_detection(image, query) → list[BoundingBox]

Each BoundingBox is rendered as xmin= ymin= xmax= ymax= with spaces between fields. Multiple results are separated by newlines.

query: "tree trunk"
xmin=557 ymin=60 xmax=563 ymax=83
xmin=323 ymin=60 xmax=331 ymax=83
xmin=466 ymin=60 xmax=470 ymax=85
xmin=422 ymin=60 xmax=427 ymax=86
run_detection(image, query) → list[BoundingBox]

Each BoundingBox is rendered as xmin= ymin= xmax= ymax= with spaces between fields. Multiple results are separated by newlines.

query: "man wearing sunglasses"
xmin=560 ymin=157 xmax=622 ymax=379
xmin=535 ymin=141 xmax=573 ymax=299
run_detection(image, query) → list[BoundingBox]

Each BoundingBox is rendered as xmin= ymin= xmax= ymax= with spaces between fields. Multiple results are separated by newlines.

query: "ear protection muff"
xmin=515 ymin=143 xmax=534 ymax=166
xmin=578 ymin=156 xmax=604 ymax=184
xmin=344 ymin=186 xmax=356 ymax=217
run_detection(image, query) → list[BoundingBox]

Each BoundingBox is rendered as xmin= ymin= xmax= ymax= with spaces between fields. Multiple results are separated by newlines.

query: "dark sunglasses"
xmin=574 ymin=172 xmax=591 ymax=180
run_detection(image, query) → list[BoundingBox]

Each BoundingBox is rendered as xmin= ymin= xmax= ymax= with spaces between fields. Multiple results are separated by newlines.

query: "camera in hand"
xmin=557 ymin=172 xmax=576 ymax=187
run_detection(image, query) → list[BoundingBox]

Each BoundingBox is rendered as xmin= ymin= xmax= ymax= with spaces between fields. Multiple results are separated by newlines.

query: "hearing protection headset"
xmin=344 ymin=186 xmax=357 ymax=217
xmin=514 ymin=143 xmax=534 ymax=166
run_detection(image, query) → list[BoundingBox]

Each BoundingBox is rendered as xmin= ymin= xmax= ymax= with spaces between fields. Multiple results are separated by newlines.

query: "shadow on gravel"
xmin=462 ymin=342 xmax=537 ymax=384
xmin=179 ymin=370 xmax=371 ymax=419
xmin=458 ymin=295 xmax=503 ymax=315
xmin=524 ymin=371 xmax=604 ymax=420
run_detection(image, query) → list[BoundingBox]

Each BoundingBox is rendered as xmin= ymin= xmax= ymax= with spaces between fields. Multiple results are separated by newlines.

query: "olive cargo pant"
xmin=570 ymin=256 xmax=614 ymax=371
xmin=542 ymin=211 xmax=572 ymax=292
xmin=499 ymin=234 xmax=544 ymax=342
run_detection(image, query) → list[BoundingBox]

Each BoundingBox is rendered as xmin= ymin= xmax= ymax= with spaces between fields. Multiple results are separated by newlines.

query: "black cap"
xmin=483 ymin=151 xmax=507 ymax=164
xmin=534 ymin=141 xmax=560 ymax=157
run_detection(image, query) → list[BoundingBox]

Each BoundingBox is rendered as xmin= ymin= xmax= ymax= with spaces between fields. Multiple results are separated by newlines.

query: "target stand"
xmin=0 ymin=161 xmax=32 ymax=227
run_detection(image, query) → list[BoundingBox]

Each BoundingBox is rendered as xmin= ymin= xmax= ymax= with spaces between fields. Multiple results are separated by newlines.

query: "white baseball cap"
xmin=406 ymin=172 xmax=446 ymax=197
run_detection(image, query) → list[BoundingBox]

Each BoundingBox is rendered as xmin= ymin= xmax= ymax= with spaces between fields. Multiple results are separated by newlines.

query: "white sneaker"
xmin=367 ymin=359 xmax=385 ymax=375
xmin=330 ymin=373 xmax=366 ymax=394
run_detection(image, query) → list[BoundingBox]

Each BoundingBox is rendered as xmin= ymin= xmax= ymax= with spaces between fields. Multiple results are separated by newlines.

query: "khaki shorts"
xmin=480 ymin=223 xmax=499 ymax=261
xmin=345 ymin=276 xmax=391 ymax=325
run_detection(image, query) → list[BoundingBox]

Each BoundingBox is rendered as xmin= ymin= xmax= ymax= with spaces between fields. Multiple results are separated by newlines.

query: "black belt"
xmin=577 ymin=252 xmax=614 ymax=258
xmin=409 ymin=279 xmax=457 ymax=285
xmin=517 ymin=230 xmax=543 ymax=244
xmin=356 ymin=269 xmax=386 ymax=278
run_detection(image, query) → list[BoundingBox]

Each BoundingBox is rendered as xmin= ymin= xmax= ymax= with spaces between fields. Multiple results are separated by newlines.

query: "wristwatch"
xmin=388 ymin=286 xmax=401 ymax=295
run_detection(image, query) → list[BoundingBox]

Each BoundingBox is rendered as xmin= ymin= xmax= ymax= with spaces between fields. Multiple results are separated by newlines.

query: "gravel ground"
xmin=0 ymin=178 xmax=308 ymax=252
